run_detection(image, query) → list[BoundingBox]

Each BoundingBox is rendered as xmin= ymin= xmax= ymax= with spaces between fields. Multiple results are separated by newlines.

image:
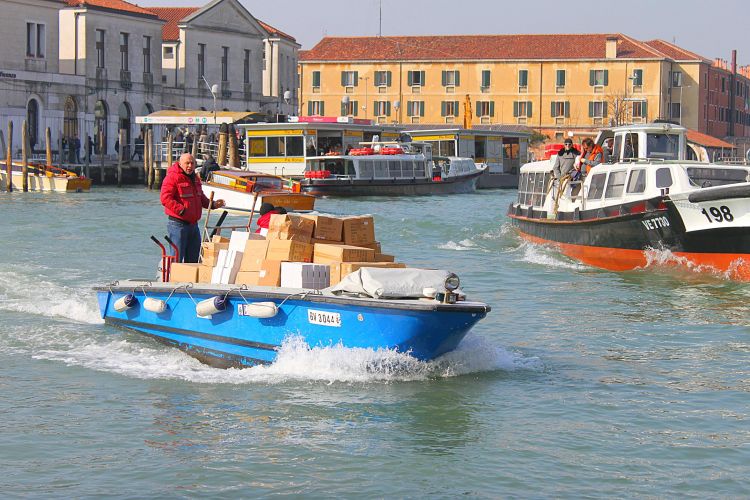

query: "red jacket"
xmin=160 ymin=161 xmax=210 ymax=224
xmin=254 ymin=209 xmax=280 ymax=233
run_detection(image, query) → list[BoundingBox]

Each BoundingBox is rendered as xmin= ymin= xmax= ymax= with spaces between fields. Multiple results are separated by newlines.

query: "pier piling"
xmin=218 ymin=124 xmax=228 ymax=166
xmin=117 ymin=128 xmax=124 ymax=187
xmin=21 ymin=120 xmax=28 ymax=192
xmin=6 ymin=121 xmax=13 ymax=192
xmin=45 ymin=128 xmax=52 ymax=168
xmin=84 ymin=134 xmax=90 ymax=179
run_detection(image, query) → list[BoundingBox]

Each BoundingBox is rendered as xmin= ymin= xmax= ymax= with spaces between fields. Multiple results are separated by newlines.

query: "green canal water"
xmin=1 ymin=187 xmax=749 ymax=497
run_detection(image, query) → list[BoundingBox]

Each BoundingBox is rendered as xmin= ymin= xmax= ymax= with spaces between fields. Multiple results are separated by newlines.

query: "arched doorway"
xmin=118 ymin=101 xmax=132 ymax=159
xmin=94 ymin=100 xmax=108 ymax=155
xmin=63 ymin=96 xmax=78 ymax=140
xmin=27 ymin=98 xmax=39 ymax=148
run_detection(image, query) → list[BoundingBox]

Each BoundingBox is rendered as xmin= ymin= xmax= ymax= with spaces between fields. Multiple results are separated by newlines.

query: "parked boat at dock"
xmin=1 ymin=162 xmax=92 ymax=192
xmin=507 ymin=122 xmax=750 ymax=279
xmin=201 ymin=169 xmax=315 ymax=214
xmin=300 ymin=140 xmax=486 ymax=197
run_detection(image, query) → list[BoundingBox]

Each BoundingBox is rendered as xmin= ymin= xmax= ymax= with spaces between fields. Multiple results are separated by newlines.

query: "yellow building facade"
xmin=299 ymin=34 xmax=722 ymax=140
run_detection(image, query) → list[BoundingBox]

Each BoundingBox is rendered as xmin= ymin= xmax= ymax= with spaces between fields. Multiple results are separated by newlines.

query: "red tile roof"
xmin=300 ymin=34 xmax=682 ymax=62
xmin=148 ymin=7 xmax=199 ymax=41
xmin=66 ymin=0 xmax=158 ymax=18
xmin=686 ymin=129 xmax=734 ymax=149
xmin=644 ymin=40 xmax=707 ymax=62
xmin=258 ymin=20 xmax=296 ymax=43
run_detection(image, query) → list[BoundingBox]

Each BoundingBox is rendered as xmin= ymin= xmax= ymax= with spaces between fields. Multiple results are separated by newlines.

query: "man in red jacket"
xmin=160 ymin=153 xmax=225 ymax=263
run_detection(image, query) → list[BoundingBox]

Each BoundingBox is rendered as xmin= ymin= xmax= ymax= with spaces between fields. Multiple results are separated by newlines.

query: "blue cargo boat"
xmin=95 ymin=273 xmax=489 ymax=368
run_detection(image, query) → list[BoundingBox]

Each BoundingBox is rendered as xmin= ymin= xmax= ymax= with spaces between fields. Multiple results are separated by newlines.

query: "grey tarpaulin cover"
xmin=328 ymin=267 xmax=452 ymax=299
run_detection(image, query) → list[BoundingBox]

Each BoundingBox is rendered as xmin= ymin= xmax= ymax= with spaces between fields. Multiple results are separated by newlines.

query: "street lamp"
xmin=393 ymin=100 xmax=400 ymax=124
xmin=283 ymin=89 xmax=292 ymax=117
xmin=202 ymin=75 xmax=219 ymax=124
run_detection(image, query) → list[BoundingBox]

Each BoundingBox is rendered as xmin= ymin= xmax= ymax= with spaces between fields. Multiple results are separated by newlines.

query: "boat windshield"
xmin=686 ymin=167 xmax=750 ymax=187
xmin=253 ymin=176 xmax=284 ymax=189
xmin=647 ymin=133 xmax=680 ymax=160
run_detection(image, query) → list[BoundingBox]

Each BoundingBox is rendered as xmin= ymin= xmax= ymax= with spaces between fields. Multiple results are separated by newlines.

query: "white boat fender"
xmin=143 ymin=297 xmax=168 ymax=314
xmin=196 ymin=296 xmax=227 ymax=318
xmin=242 ymin=301 xmax=278 ymax=318
xmin=422 ymin=287 xmax=438 ymax=298
xmin=113 ymin=294 xmax=137 ymax=312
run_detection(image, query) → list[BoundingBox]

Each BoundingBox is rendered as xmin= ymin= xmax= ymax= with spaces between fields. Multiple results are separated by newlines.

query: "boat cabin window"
xmin=626 ymin=168 xmax=647 ymax=193
xmin=686 ymin=167 xmax=750 ymax=187
xmin=623 ymin=133 xmax=638 ymax=159
xmin=426 ymin=140 xmax=456 ymax=157
xmin=655 ymin=167 xmax=673 ymax=188
xmin=518 ymin=171 xmax=548 ymax=206
xmin=308 ymin=158 xmax=355 ymax=176
xmin=587 ymin=173 xmax=607 ymax=199
xmin=359 ymin=160 xmax=374 ymax=178
xmin=247 ymin=135 xmax=304 ymax=158
xmin=647 ymin=134 xmax=679 ymax=160
xmin=612 ymin=135 xmax=622 ymax=162
xmin=604 ymin=170 xmax=627 ymax=198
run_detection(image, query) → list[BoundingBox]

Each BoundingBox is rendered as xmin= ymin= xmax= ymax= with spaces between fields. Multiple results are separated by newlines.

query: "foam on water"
xmin=438 ymin=239 xmax=477 ymax=251
xmin=32 ymin=332 xmax=540 ymax=385
xmin=518 ymin=241 xmax=588 ymax=270
xmin=0 ymin=267 xmax=103 ymax=325
xmin=642 ymin=247 xmax=743 ymax=281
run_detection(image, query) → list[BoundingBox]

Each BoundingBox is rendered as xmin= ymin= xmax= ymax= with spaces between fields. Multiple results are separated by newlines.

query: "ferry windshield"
xmin=253 ymin=177 xmax=284 ymax=190
xmin=647 ymin=134 xmax=679 ymax=160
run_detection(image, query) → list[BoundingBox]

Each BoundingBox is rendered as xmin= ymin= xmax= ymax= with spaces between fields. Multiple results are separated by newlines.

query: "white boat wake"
xmin=31 ymin=333 xmax=541 ymax=384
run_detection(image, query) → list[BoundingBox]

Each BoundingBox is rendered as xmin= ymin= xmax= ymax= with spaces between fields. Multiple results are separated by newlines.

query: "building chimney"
xmin=605 ymin=37 xmax=618 ymax=59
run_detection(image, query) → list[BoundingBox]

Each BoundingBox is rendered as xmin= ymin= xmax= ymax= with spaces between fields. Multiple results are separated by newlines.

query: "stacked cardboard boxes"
xmin=180 ymin=213 xmax=405 ymax=288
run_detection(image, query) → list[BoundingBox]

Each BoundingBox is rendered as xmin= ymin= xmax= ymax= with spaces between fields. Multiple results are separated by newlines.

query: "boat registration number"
xmin=307 ymin=309 xmax=341 ymax=327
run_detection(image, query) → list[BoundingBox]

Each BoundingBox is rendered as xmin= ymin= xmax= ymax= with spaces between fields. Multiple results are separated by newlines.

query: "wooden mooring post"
xmin=146 ymin=128 xmax=154 ymax=189
xmin=45 ymin=127 xmax=52 ymax=169
xmin=228 ymin=124 xmax=239 ymax=168
xmin=21 ymin=120 xmax=28 ymax=192
xmin=117 ymin=128 xmax=124 ymax=187
xmin=218 ymin=123 xmax=228 ymax=166
xmin=84 ymin=134 xmax=91 ymax=179
xmin=6 ymin=121 xmax=13 ymax=192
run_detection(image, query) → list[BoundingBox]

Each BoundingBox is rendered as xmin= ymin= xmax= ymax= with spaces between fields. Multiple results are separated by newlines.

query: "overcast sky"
xmin=138 ymin=0 xmax=750 ymax=66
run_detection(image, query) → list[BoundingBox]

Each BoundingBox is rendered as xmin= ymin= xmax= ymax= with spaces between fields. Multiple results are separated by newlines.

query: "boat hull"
xmin=300 ymin=171 xmax=482 ymax=197
xmin=0 ymin=170 xmax=92 ymax=192
xmin=202 ymin=184 xmax=315 ymax=214
xmin=508 ymin=198 xmax=750 ymax=279
xmin=96 ymin=284 xmax=489 ymax=368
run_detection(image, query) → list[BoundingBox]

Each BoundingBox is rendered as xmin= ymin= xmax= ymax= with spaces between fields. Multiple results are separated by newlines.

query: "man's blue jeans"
xmin=167 ymin=219 xmax=202 ymax=263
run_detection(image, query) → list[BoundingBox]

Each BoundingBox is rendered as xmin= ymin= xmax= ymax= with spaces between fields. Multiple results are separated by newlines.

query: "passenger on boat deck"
xmin=161 ymin=153 xmax=225 ymax=263
xmin=199 ymin=154 xmax=220 ymax=181
xmin=255 ymin=203 xmax=286 ymax=235
xmin=552 ymin=139 xmax=580 ymax=180
xmin=580 ymin=138 xmax=604 ymax=174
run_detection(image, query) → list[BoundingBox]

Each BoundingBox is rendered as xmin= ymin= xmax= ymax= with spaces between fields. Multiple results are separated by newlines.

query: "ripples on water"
xmin=1 ymin=188 xmax=749 ymax=497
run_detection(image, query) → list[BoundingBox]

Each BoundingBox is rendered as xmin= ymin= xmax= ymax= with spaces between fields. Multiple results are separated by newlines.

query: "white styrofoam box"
xmin=281 ymin=262 xmax=330 ymax=289
xmin=214 ymin=249 xmax=229 ymax=269
xmin=211 ymin=265 xmax=223 ymax=283
xmin=229 ymin=231 xmax=251 ymax=252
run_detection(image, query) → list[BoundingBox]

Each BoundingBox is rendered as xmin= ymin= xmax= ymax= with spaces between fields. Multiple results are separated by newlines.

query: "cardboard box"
xmin=239 ymin=239 xmax=270 ymax=271
xmin=267 ymin=239 xmax=314 ymax=262
xmin=358 ymin=241 xmax=382 ymax=252
xmin=373 ymin=253 xmax=395 ymax=262
xmin=169 ymin=263 xmax=201 ymax=282
xmin=229 ymin=230 xmax=250 ymax=252
xmin=301 ymin=214 xmax=343 ymax=241
xmin=281 ymin=262 xmax=330 ymax=289
xmin=201 ymin=241 xmax=229 ymax=266
xmin=342 ymin=216 xmax=375 ymax=245
xmin=267 ymin=214 xmax=315 ymax=242
xmin=212 ymin=235 xmax=230 ymax=243
xmin=258 ymin=259 xmax=283 ymax=287
xmin=313 ymin=243 xmax=374 ymax=264
xmin=235 ymin=270 xmax=260 ymax=286
xmin=198 ymin=264 xmax=213 ymax=283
